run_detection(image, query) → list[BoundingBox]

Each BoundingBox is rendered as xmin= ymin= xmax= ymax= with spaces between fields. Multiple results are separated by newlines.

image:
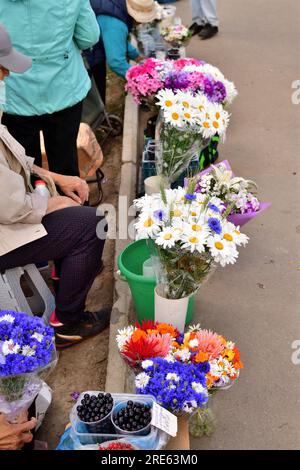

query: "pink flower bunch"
xmin=125 ymin=59 xmax=164 ymax=104
xmin=174 ymin=58 xmax=203 ymax=70
xmin=187 ymin=71 xmax=206 ymax=90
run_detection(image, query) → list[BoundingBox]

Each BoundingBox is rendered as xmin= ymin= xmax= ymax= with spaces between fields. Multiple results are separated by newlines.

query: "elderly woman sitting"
xmin=0 ymin=24 xmax=110 ymax=351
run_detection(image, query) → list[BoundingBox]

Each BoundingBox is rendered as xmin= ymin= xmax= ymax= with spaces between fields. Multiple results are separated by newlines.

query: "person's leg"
xmin=91 ymin=61 xmax=107 ymax=105
xmin=0 ymin=206 xmax=106 ymax=325
xmin=42 ymin=101 xmax=82 ymax=176
xmin=1 ymin=113 xmax=42 ymax=166
xmin=190 ymin=0 xmax=204 ymax=25
xmin=200 ymin=0 xmax=219 ymax=26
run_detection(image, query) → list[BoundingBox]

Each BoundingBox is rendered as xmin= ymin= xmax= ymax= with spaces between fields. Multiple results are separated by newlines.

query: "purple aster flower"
xmin=210 ymin=81 xmax=227 ymax=103
xmin=208 ymin=217 xmax=222 ymax=234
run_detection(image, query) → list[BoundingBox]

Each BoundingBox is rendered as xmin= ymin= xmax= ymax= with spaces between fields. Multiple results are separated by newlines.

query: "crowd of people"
xmin=0 ymin=0 xmax=220 ymax=452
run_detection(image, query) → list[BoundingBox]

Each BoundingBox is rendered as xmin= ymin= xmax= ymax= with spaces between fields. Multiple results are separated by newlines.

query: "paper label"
xmin=151 ymin=402 xmax=178 ymax=437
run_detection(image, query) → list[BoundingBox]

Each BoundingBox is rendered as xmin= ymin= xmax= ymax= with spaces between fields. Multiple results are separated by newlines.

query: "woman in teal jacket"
xmin=0 ymin=0 xmax=100 ymax=176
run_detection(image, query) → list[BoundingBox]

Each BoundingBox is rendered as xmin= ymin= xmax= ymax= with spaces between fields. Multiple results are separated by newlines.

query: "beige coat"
xmin=0 ymin=124 xmax=57 ymax=256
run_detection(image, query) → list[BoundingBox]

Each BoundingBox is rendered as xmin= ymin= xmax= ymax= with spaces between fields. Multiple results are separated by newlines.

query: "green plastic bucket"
xmin=118 ymin=239 xmax=194 ymax=324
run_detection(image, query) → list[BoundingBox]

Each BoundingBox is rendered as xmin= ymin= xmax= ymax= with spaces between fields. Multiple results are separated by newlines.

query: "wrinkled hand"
xmin=0 ymin=413 xmax=37 ymax=450
xmin=55 ymin=175 xmax=89 ymax=205
xmin=46 ymin=196 xmax=80 ymax=215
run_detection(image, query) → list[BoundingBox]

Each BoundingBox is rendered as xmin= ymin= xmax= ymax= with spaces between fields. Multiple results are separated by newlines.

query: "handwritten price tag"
xmin=151 ymin=402 xmax=178 ymax=437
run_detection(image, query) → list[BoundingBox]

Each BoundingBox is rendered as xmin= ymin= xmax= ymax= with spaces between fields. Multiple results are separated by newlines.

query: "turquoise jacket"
xmin=0 ymin=0 xmax=100 ymax=116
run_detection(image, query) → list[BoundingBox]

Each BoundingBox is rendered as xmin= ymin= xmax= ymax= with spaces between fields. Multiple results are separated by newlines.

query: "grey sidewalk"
xmin=175 ymin=0 xmax=300 ymax=449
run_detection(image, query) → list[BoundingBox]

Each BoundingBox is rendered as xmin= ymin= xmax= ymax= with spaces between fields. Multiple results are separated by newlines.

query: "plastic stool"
xmin=0 ymin=264 xmax=55 ymax=324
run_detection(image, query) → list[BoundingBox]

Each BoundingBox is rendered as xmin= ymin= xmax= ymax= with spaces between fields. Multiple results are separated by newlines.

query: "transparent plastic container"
xmin=70 ymin=392 xmax=157 ymax=446
xmin=112 ymin=400 xmax=152 ymax=437
xmin=77 ymin=394 xmax=114 ymax=434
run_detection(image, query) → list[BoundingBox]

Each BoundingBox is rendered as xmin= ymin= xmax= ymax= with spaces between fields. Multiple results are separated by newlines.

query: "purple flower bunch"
xmin=0 ymin=311 xmax=55 ymax=377
xmin=135 ymin=358 xmax=209 ymax=415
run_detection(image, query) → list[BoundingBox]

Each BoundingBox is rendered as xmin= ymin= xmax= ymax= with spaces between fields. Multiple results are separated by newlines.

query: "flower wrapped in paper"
xmin=0 ymin=311 xmax=57 ymax=422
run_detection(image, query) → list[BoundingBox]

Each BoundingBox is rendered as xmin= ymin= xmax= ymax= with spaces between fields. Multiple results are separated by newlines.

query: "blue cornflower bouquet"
xmin=135 ymin=357 xmax=209 ymax=415
xmin=0 ymin=310 xmax=56 ymax=422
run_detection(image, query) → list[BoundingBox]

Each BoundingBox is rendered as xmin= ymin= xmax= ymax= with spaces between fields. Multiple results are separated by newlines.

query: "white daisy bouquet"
xmin=154 ymin=88 xmax=230 ymax=186
xmin=161 ymin=24 xmax=192 ymax=47
xmin=134 ymin=184 xmax=249 ymax=300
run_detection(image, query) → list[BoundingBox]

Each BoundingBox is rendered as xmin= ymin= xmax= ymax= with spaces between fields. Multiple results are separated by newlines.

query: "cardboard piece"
xmin=165 ymin=416 xmax=190 ymax=450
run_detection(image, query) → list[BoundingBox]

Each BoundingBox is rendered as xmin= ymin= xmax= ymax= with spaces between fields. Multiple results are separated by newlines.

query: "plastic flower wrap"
xmin=154 ymin=89 xmax=230 ymax=185
xmin=134 ymin=185 xmax=249 ymax=299
xmin=135 ymin=358 xmax=209 ymax=416
xmin=161 ymin=24 xmax=192 ymax=46
xmin=0 ymin=310 xmax=56 ymax=422
xmin=116 ymin=321 xmax=180 ymax=370
xmin=188 ymin=160 xmax=271 ymax=227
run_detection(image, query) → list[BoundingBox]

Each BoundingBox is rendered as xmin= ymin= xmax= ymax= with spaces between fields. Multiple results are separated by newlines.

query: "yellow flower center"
xmin=164 ymin=233 xmax=173 ymax=240
xmin=234 ymin=230 xmax=241 ymax=235
xmin=184 ymin=112 xmax=191 ymax=119
xmin=216 ymin=112 xmax=220 ymax=119
xmin=182 ymin=101 xmax=190 ymax=108
xmin=143 ymin=218 xmax=154 ymax=228
xmin=165 ymin=100 xmax=173 ymax=107
xmin=203 ymin=121 xmax=210 ymax=128
xmin=173 ymin=209 xmax=182 ymax=217
xmin=213 ymin=121 xmax=219 ymax=129
xmin=215 ymin=241 xmax=224 ymax=250
xmin=198 ymin=105 xmax=204 ymax=112
xmin=206 ymin=113 xmax=210 ymax=119
xmin=172 ymin=112 xmax=179 ymax=120
xmin=191 ymin=211 xmax=197 ymax=216
xmin=223 ymin=233 xmax=233 ymax=241
xmin=192 ymin=224 xmax=202 ymax=232
xmin=189 ymin=236 xmax=199 ymax=244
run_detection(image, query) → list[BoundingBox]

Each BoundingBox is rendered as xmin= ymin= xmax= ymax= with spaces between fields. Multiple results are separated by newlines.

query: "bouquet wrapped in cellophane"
xmin=0 ymin=311 xmax=57 ymax=422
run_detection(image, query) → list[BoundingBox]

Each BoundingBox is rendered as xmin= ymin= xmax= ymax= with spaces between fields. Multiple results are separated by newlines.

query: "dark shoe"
xmin=189 ymin=22 xmax=204 ymax=37
xmin=54 ymin=306 xmax=112 ymax=349
xmin=199 ymin=24 xmax=219 ymax=40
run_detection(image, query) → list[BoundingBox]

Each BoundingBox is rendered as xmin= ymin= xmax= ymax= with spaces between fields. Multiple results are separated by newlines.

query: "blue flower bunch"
xmin=135 ymin=357 xmax=209 ymax=415
xmin=0 ymin=310 xmax=55 ymax=377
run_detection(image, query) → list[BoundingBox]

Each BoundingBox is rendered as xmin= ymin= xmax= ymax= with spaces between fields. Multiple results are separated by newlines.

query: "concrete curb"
xmin=105 ymin=95 xmax=138 ymax=393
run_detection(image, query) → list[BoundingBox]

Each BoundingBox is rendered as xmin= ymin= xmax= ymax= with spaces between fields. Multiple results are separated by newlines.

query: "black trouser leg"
xmin=0 ymin=207 xmax=106 ymax=325
xmin=2 ymin=113 xmax=42 ymax=167
xmin=91 ymin=61 xmax=107 ymax=104
xmin=42 ymin=101 xmax=82 ymax=176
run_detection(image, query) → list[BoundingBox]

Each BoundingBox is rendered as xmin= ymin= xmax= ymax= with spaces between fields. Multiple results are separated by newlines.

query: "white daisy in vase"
xmin=181 ymin=228 xmax=207 ymax=253
xmin=164 ymin=106 xmax=184 ymax=127
xmin=156 ymin=89 xmax=177 ymax=110
xmin=156 ymin=227 xmax=178 ymax=249
xmin=135 ymin=212 xmax=161 ymax=238
xmin=222 ymin=222 xmax=249 ymax=247
xmin=207 ymin=235 xmax=239 ymax=266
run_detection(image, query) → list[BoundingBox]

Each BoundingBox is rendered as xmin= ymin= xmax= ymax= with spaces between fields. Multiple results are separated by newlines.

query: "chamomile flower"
xmin=207 ymin=235 xmax=239 ymax=266
xmin=223 ymin=79 xmax=238 ymax=105
xmin=141 ymin=360 xmax=154 ymax=370
xmin=164 ymin=105 xmax=184 ymax=127
xmin=182 ymin=400 xmax=198 ymax=414
xmin=175 ymin=90 xmax=193 ymax=110
xmin=175 ymin=347 xmax=191 ymax=362
xmin=181 ymin=230 xmax=207 ymax=253
xmin=156 ymin=89 xmax=177 ymax=110
xmin=31 ymin=332 xmax=44 ymax=343
xmin=210 ymin=105 xmax=230 ymax=137
xmin=222 ymin=222 xmax=249 ymax=247
xmin=135 ymin=212 xmax=161 ymax=238
xmin=156 ymin=227 xmax=178 ymax=249
xmin=135 ymin=372 xmax=150 ymax=389
xmin=189 ymin=338 xmax=199 ymax=349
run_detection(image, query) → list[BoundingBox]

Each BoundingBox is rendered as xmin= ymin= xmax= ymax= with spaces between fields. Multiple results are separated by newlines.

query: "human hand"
xmin=0 ymin=413 xmax=37 ymax=450
xmin=53 ymin=174 xmax=89 ymax=205
xmin=135 ymin=55 xmax=145 ymax=63
xmin=46 ymin=196 xmax=80 ymax=215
